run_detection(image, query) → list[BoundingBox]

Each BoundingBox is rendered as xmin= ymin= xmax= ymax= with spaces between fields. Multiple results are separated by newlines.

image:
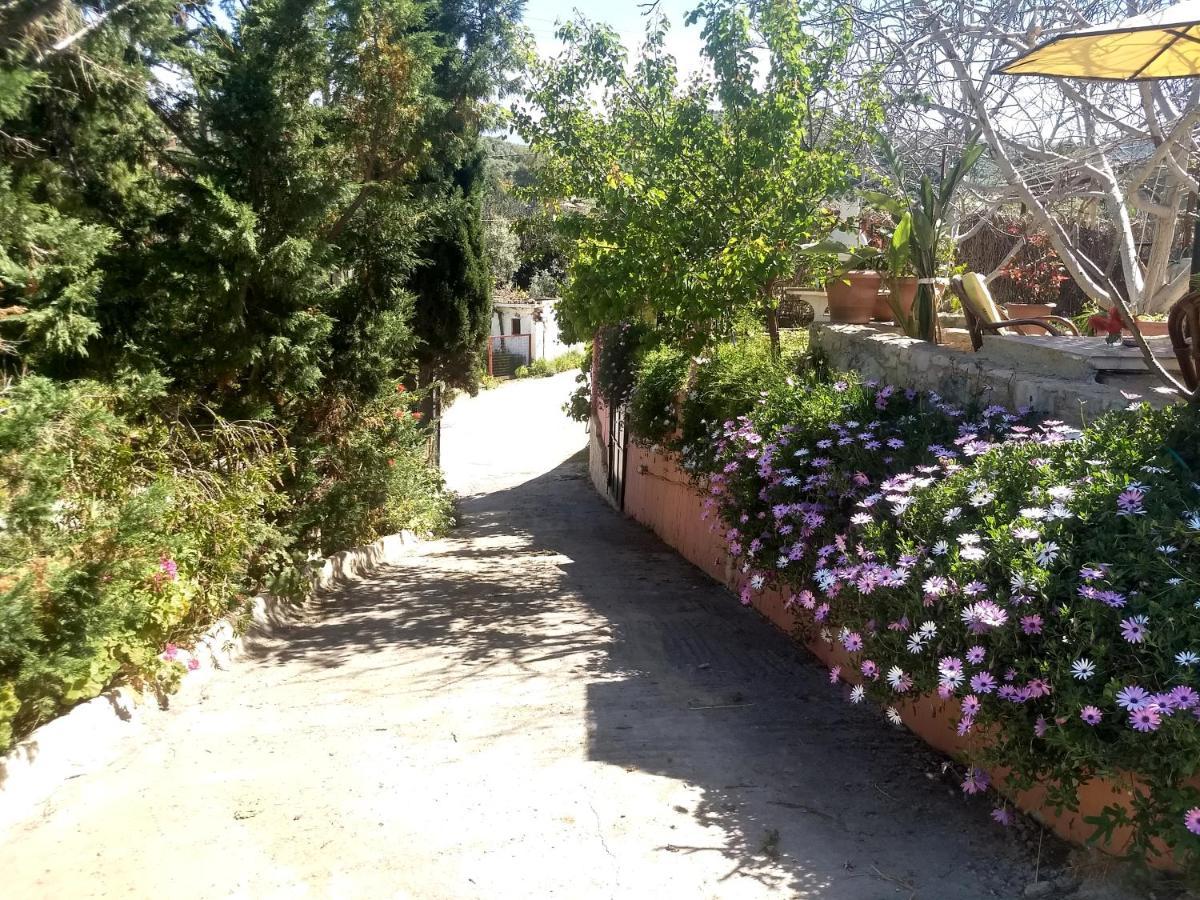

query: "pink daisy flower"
xmin=1186 ymin=808 xmax=1200 ymax=836
xmin=1130 ymin=707 xmax=1162 ymax=732
xmin=1080 ymin=706 xmax=1102 ymax=725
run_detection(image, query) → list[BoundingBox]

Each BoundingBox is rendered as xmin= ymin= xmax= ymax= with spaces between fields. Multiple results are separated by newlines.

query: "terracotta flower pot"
xmin=1134 ymin=319 xmax=1169 ymax=336
xmin=874 ymin=276 xmax=918 ymax=322
xmin=1003 ymin=301 xmax=1056 ymax=336
xmin=825 ymin=272 xmax=881 ymax=325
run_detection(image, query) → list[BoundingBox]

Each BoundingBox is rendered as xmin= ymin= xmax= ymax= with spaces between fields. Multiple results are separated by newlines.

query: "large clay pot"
xmin=1134 ymin=319 xmax=1169 ymax=336
xmin=825 ymin=271 xmax=881 ymax=324
xmin=874 ymin=276 xmax=918 ymax=322
xmin=1003 ymin=301 xmax=1057 ymax=336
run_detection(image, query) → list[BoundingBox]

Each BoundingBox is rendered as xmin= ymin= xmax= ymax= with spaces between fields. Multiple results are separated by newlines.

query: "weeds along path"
xmin=0 ymin=372 xmax=1043 ymax=899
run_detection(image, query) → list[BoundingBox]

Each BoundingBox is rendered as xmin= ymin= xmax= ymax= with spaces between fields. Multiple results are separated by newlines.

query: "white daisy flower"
xmin=850 ymin=685 xmax=865 ymax=704
xmin=1071 ymin=658 xmax=1096 ymax=680
xmin=1034 ymin=542 xmax=1059 ymax=567
xmin=886 ymin=707 xmax=903 ymax=726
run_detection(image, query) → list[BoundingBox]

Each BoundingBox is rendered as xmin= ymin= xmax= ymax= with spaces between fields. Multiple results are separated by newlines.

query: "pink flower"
xmin=991 ymin=807 xmax=1013 ymax=826
xmin=961 ymin=694 xmax=982 ymax=716
xmin=1186 ymin=808 xmax=1200 ymax=836
xmin=1034 ymin=716 xmax=1048 ymax=737
xmin=829 ymin=666 xmax=842 ymax=684
xmin=159 ymin=556 xmax=178 ymax=581
xmin=1080 ymin=705 xmax=1102 ymax=725
xmin=1130 ymin=707 xmax=1162 ymax=732
xmin=861 ymin=660 xmax=879 ymax=679
xmin=961 ymin=767 xmax=990 ymax=795
xmin=1020 ymin=614 xmax=1043 ymax=635
xmin=162 ymin=643 xmax=179 ymax=661
xmin=842 ymin=632 xmax=863 ymax=652
xmin=970 ymin=672 xmax=997 ymax=694
xmin=187 ymin=657 xmax=200 ymax=671
xmin=1119 ymin=615 xmax=1149 ymax=644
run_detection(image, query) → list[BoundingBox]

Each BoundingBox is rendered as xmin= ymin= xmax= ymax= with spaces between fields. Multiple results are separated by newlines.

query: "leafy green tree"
xmin=520 ymin=0 xmax=880 ymax=355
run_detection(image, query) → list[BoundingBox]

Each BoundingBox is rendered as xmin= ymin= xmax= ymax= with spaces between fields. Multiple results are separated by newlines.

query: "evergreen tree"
xmin=408 ymin=0 xmax=525 ymax=391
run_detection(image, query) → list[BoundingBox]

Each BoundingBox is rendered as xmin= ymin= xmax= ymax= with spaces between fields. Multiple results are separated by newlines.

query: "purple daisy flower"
xmin=991 ymin=807 xmax=1014 ymax=826
xmin=961 ymin=767 xmax=990 ymax=795
xmin=1119 ymin=615 xmax=1149 ymax=644
xmin=965 ymin=645 xmax=986 ymax=665
xmin=1186 ymin=808 xmax=1200 ymax=836
xmin=970 ymin=672 xmax=997 ymax=694
xmin=1080 ymin=706 xmax=1103 ymax=725
xmin=1116 ymin=685 xmax=1150 ymax=710
xmin=1130 ymin=707 xmax=1162 ymax=732
xmin=1021 ymin=615 xmax=1043 ymax=635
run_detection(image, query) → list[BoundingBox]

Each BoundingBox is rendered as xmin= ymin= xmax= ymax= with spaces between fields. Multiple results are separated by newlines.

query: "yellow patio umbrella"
xmin=1001 ymin=1 xmax=1200 ymax=80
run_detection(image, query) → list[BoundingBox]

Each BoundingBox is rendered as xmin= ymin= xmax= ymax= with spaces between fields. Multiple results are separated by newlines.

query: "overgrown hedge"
xmin=619 ymin=334 xmax=1200 ymax=870
xmin=0 ymin=378 xmax=452 ymax=751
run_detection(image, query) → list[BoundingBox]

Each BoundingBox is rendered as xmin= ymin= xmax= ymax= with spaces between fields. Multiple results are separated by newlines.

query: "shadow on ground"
xmin=248 ymin=448 xmax=1046 ymax=899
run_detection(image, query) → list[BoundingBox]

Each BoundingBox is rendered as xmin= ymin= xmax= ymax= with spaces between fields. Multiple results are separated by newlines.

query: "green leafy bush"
xmin=0 ymin=378 xmax=292 ymax=750
xmin=594 ymin=322 xmax=647 ymax=407
xmin=293 ymin=386 xmax=454 ymax=555
xmin=627 ymin=345 xmax=690 ymax=446
xmin=513 ymin=348 xmax=586 ymax=379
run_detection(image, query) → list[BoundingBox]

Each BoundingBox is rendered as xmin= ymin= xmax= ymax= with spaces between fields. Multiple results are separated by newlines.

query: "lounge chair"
xmin=1169 ymin=291 xmax=1200 ymax=391
xmin=949 ymin=273 xmax=1081 ymax=351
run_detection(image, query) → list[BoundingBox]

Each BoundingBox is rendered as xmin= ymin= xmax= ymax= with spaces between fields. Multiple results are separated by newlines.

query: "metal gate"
xmin=607 ymin=402 xmax=628 ymax=510
xmin=488 ymin=334 xmax=533 ymax=377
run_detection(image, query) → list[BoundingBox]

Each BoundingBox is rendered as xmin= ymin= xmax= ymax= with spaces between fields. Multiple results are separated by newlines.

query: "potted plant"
xmin=825 ymin=246 xmax=884 ymax=324
xmin=878 ymin=213 xmax=918 ymax=324
xmin=876 ymin=137 xmax=983 ymax=342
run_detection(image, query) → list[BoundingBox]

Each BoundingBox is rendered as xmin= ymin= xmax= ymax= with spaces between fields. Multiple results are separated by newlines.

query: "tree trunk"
xmin=765 ymin=300 xmax=780 ymax=360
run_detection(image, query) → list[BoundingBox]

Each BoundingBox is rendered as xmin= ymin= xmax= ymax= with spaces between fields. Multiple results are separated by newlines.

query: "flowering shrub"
xmin=0 ymin=378 xmax=292 ymax=750
xmin=0 ymin=377 xmax=453 ymax=751
xmin=623 ymin=347 xmax=1200 ymax=868
xmin=995 ymin=228 xmax=1069 ymax=304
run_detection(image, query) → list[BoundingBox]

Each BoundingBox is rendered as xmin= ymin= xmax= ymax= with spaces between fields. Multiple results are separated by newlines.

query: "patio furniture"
xmin=1169 ymin=291 xmax=1200 ymax=391
xmin=950 ymin=273 xmax=1082 ymax=351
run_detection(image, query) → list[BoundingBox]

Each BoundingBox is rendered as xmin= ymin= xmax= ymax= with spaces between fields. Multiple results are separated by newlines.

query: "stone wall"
xmin=810 ymin=323 xmax=1172 ymax=425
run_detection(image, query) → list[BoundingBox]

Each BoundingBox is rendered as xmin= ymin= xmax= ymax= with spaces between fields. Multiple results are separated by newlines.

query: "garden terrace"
xmin=812 ymin=323 xmax=1184 ymax=426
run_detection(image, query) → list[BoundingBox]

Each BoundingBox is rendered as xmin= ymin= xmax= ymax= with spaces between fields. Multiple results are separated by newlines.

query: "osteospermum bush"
xmin=621 ymin=339 xmax=1200 ymax=868
xmin=839 ymin=402 xmax=1200 ymax=863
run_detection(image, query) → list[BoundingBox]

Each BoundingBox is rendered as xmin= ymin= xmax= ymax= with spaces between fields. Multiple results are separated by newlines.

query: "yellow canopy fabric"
xmin=1002 ymin=1 xmax=1200 ymax=80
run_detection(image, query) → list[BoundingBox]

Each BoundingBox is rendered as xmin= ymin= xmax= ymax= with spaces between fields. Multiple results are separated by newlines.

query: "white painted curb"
xmin=0 ymin=528 xmax=423 ymax=839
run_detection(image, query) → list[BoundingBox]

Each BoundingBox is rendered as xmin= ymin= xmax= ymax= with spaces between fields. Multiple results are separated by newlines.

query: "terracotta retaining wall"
xmin=594 ymin=397 xmax=1165 ymax=865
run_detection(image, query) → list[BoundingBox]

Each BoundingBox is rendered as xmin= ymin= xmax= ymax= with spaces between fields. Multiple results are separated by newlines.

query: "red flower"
xmin=1087 ymin=306 xmax=1123 ymax=337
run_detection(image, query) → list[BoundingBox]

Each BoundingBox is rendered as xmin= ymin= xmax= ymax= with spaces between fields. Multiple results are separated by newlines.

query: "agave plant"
xmin=876 ymin=136 xmax=983 ymax=342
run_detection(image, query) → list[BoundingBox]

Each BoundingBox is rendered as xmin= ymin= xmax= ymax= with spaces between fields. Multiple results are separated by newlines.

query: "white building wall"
xmin=489 ymin=301 xmax=578 ymax=361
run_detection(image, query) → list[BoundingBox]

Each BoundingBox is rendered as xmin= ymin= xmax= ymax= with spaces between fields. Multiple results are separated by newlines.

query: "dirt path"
xmin=0 ymin=373 xmax=1048 ymax=899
